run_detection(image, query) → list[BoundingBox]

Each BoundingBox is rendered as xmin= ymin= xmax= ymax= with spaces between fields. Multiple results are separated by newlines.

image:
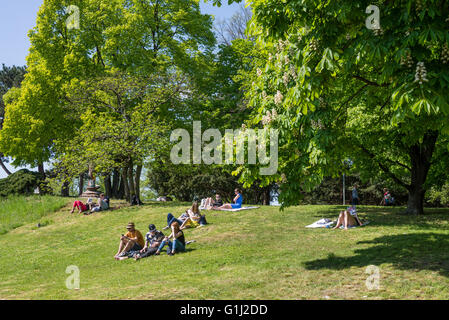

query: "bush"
xmin=0 ymin=169 xmax=43 ymax=197
xmin=426 ymin=183 xmax=449 ymax=207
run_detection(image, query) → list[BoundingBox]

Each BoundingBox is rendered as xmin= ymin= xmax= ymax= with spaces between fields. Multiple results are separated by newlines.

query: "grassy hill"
xmin=0 ymin=198 xmax=449 ymax=299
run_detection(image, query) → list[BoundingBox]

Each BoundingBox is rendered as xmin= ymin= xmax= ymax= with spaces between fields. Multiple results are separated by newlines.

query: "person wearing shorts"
xmin=114 ymin=222 xmax=145 ymax=260
xmin=213 ymin=189 xmax=243 ymax=210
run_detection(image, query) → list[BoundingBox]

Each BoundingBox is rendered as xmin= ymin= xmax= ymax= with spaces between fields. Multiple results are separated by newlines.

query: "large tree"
xmin=0 ymin=64 xmax=27 ymax=176
xmin=0 ymin=0 xmax=216 ymax=201
xmin=216 ymin=0 xmax=449 ymax=214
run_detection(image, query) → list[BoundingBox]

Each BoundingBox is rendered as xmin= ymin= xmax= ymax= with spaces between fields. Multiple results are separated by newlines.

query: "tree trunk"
xmin=38 ymin=162 xmax=45 ymax=178
xmin=128 ymin=159 xmax=136 ymax=203
xmin=135 ymin=164 xmax=143 ymax=204
xmin=78 ymin=173 xmax=84 ymax=196
xmin=117 ymin=174 xmax=125 ymax=199
xmin=111 ymin=169 xmax=120 ymax=198
xmin=104 ymin=174 xmax=112 ymax=198
xmin=404 ymin=131 xmax=439 ymax=215
xmin=121 ymin=167 xmax=130 ymax=202
xmin=0 ymin=156 xmax=11 ymax=176
xmin=61 ymin=180 xmax=70 ymax=197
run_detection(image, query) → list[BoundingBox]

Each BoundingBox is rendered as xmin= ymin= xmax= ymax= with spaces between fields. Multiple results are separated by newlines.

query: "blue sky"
xmin=0 ymin=0 xmax=242 ymax=67
xmin=0 ymin=0 xmax=242 ymax=178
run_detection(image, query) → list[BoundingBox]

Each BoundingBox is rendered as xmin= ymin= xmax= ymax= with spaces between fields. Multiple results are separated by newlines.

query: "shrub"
xmin=0 ymin=169 xmax=43 ymax=197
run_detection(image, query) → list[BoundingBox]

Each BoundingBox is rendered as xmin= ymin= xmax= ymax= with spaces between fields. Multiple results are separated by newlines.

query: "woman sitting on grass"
xmin=180 ymin=202 xmax=202 ymax=230
xmin=213 ymin=188 xmax=243 ymax=211
xmin=155 ymin=213 xmax=186 ymax=256
xmin=332 ymin=207 xmax=363 ymax=230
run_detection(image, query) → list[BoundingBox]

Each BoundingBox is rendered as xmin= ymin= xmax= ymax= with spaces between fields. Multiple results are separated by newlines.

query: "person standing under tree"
xmin=351 ymin=184 xmax=359 ymax=209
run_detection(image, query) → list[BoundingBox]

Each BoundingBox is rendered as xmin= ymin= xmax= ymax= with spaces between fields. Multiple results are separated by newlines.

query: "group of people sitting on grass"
xmin=70 ymin=193 xmax=109 ymax=214
xmin=112 ymin=190 xmax=244 ymax=260
xmin=200 ymin=188 xmax=243 ymax=210
xmin=114 ymin=211 xmax=196 ymax=260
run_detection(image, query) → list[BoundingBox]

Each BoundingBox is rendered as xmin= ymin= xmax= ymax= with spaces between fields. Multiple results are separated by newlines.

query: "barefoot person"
xmin=114 ymin=222 xmax=145 ymax=260
xmin=213 ymin=189 xmax=243 ymax=210
xmin=332 ymin=207 xmax=363 ymax=230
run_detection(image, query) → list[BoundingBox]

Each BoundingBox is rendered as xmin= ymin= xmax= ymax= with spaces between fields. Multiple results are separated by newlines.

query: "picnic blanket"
xmin=305 ymin=218 xmax=335 ymax=228
xmin=306 ymin=218 xmax=371 ymax=229
xmin=219 ymin=206 xmax=260 ymax=212
xmin=339 ymin=221 xmax=370 ymax=229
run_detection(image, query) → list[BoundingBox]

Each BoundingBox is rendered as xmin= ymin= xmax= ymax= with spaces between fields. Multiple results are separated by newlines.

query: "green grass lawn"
xmin=0 ymin=199 xmax=449 ymax=300
xmin=0 ymin=195 xmax=68 ymax=235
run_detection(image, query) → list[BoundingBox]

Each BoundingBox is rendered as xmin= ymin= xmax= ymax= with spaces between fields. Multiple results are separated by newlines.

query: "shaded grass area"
xmin=0 ymin=196 xmax=68 ymax=235
xmin=0 ymin=202 xmax=448 ymax=299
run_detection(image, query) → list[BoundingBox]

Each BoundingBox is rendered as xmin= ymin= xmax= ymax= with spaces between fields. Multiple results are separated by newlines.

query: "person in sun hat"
xmin=133 ymin=224 xmax=165 ymax=261
xmin=155 ymin=213 xmax=186 ymax=256
xmin=114 ymin=222 xmax=145 ymax=260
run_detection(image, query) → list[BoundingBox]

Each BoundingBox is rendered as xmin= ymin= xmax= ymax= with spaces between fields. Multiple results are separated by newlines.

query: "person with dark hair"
xmin=351 ymin=184 xmax=359 ymax=208
xmin=204 ymin=194 xmax=223 ymax=210
xmin=155 ymin=213 xmax=186 ymax=256
xmin=134 ymin=224 xmax=165 ymax=260
xmin=213 ymin=188 xmax=243 ymax=210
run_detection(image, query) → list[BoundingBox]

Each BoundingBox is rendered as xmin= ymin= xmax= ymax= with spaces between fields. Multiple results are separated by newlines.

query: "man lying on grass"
xmin=133 ymin=224 xmax=165 ymax=261
xmin=114 ymin=222 xmax=145 ymax=260
xmin=155 ymin=213 xmax=186 ymax=256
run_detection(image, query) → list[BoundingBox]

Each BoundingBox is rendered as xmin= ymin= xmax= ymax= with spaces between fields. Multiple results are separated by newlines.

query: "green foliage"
xmin=0 ymin=169 xmax=43 ymax=197
xmin=427 ymin=183 xmax=449 ymax=207
xmin=235 ymin=0 xmax=449 ymax=212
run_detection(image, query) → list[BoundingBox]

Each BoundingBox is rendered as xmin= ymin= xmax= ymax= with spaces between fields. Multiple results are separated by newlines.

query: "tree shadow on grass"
xmin=304 ymin=233 xmax=449 ymax=277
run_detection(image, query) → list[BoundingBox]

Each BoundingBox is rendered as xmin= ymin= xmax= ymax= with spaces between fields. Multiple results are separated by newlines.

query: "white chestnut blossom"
xmin=281 ymin=173 xmax=287 ymax=184
xmin=262 ymin=110 xmax=272 ymax=126
xmin=414 ymin=62 xmax=429 ymax=84
xmin=274 ymin=90 xmax=284 ymax=105
xmin=283 ymin=73 xmax=290 ymax=86
xmin=441 ymin=44 xmax=449 ymax=64
xmin=400 ymin=51 xmax=413 ymax=68
xmin=373 ymin=27 xmax=384 ymax=36
xmin=262 ymin=91 xmax=267 ymax=99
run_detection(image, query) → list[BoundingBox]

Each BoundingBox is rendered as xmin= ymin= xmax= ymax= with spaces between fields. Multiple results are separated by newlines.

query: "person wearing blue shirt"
xmin=213 ymin=189 xmax=243 ymax=210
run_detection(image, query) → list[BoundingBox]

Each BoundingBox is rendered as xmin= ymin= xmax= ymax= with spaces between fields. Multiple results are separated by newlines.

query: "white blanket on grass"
xmin=305 ymin=218 xmax=335 ymax=228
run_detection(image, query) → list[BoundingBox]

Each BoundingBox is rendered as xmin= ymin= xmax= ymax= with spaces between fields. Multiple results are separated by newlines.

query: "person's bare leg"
xmin=122 ymin=240 xmax=135 ymax=253
xmin=180 ymin=218 xmax=191 ymax=230
xmin=344 ymin=212 xmax=356 ymax=230
xmin=343 ymin=211 xmax=350 ymax=230
xmin=115 ymin=239 xmax=127 ymax=258
xmin=332 ymin=212 xmax=344 ymax=229
xmin=214 ymin=204 xmax=232 ymax=210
